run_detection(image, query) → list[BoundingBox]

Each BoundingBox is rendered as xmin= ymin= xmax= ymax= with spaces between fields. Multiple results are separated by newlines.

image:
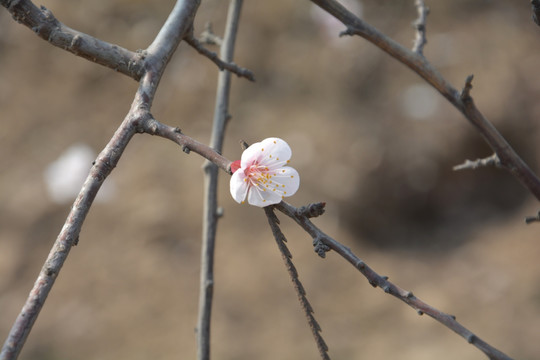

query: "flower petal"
xmin=240 ymin=139 xmax=264 ymax=168
xmin=247 ymin=184 xmax=283 ymax=207
xmin=270 ymin=167 xmax=300 ymax=198
xmin=240 ymin=138 xmax=292 ymax=169
xmin=230 ymin=170 xmax=249 ymax=204
xmin=257 ymin=138 xmax=292 ymax=167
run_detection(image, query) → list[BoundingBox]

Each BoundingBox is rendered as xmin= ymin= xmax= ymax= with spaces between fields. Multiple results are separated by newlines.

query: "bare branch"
xmin=412 ymin=0 xmax=429 ymax=55
xmin=185 ymin=31 xmax=255 ymax=81
xmin=141 ymin=119 xmax=232 ymax=174
xmin=525 ymin=211 xmax=540 ymax=224
xmin=0 ymin=106 xmax=149 ymax=360
xmin=0 ymin=0 xmax=145 ymax=79
xmin=310 ymin=0 xmax=540 ymax=201
xmin=199 ymin=22 xmax=224 ymax=46
xmin=264 ymin=207 xmax=330 ymax=360
xmin=460 ymin=74 xmax=474 ymax=101
xmin=0 ymin=2 xmax=202 ymax=358
xmin=532 ymin=0 xmax=540 ymax=26
xmin=197 ymin=1 xmax=244 ymax=359
xmin=453 ymin=153 xmax=501 ymax=171
xmin=274 ymin=200 xmax=514 ymax=360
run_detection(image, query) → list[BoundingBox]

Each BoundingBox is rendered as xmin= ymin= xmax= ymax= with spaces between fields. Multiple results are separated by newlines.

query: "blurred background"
xmin=1 ymin=1 xmax=540 ymax=359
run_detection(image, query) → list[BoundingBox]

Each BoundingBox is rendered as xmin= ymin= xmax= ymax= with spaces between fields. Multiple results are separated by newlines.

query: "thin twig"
xmin=140 ymin=119 xmax=232 ymax=174
xmin=185 ymin=31 xmax=255 ymax=81
xmin=453 ymin=153 xmax=501 ymax=171
xmin=264 ymin=207 xmax=330 ymax=360
xmin=197 ymin=1 xmax=244 ymax=359
xmin=525 ymin=211 xmax=540 ymax=224
xmin=311 ymin=0 xmax=540 ymax=201
xmin=412 ymin=0 xmax=429 ymax=55
xmin=0 ymin=1 xmax=202 ymax=359
xmin=199 ymin=22 xmax=224 ymax=46
xmin=274 ymin=201 xmax=513 ymax=360
xmin=0 ymin=0 xmax=145 ymax=80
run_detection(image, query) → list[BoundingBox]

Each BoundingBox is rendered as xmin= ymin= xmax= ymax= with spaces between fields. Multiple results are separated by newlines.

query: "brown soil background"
xmin=1 ymin=1 xmax=540 ymax=359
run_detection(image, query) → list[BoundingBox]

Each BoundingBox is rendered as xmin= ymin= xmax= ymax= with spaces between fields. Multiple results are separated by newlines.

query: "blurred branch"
xmin=532 ymin=0 xmax=540 ymax=26
xmin=0 ymin=1 xmax=201 ymax=359
xmin=312 ymin=0 xmax=540 ymax=202
xmin=274 ymin=201 xmax=514 ymax=360
xmin=199 ymin=22 xmax=223 ymax=46
xmin=0 ymin=0 xmax=145 ymax=80
xmin=264 ymin=207 xmax=330 ymax=360
xmin=412 ymin=0 xmax=429 ymax=55
xmin=197 ymin=1 xmax=244 ymax=359
xmin=525 ymin=211 xmax=540 ymax=224
xmin=185 ymin=29 xmax=255 ymax=81
xmin=453 ymin=153 xmax=501 ymax=171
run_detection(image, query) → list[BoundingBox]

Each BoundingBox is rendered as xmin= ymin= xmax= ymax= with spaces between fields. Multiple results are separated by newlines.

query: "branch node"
xmin=460 ymin=74 xmax=474 ymax=102
xmin=339 ymin=27 xmax=355 ymax=37
xmin=199 ymin=22 xmax=223 ymax=46
xmin=382 ymin=285 xmax=391 ymax=293
xmin=313 ymin=236 xmax=331 ymax=258
xmin=182 ymin=145 xmax=191 ymax=154
xmin=216 ymin=207 xmax=225 ymax=218
xmin=467 ymin=334 xmax=476 ymax=344
xmin=355 ymin=260 xmax=366 ymax=270
xmin=417 ymin=310 xmax=424 ymax=316
xmin=174 ymin=127 xmax=182 ymax=134
xmin=453 ymin=153 xmax=501 ymax=171
xmin=297 ymin=202 xmax=327 ymax=218
xmin=525 ymin=210 xmax=540 ymax=224
xmin=406 ymin=291 xmax=414 ymax=298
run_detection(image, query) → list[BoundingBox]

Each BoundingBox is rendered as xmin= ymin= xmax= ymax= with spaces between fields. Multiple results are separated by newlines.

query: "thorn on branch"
xmin=460 ymin=74 xmax=474 ymax=102
xmin=296 ymin=202 xmax=326 ymax=218
xmin=525 ymin=210 xmax=540 ymax=224
xmin=532 ymin=0 xmax=540 ymax=26
xmin=412 ymin=0 xmax=429 ymax=55
xmin=453 ymin=153 xmax=501 ymax=171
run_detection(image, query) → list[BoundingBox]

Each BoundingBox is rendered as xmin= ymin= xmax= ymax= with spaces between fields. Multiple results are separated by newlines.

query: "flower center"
xmin=245 ymin=163 xmax=273 ymax=188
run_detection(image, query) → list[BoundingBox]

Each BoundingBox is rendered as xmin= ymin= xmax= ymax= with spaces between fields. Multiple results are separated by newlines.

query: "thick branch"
xmin=1 ymin=0 xmax=145 ymax=80
xmin=0 ymin=106 xmax=148 ymax=360
xmin=275 ymin=201 xmax=513 ymax=360
xmin=1 ymin=2 xmax=202 ymax=359
xmin=311 ymin=0 xmax=540 ymax=201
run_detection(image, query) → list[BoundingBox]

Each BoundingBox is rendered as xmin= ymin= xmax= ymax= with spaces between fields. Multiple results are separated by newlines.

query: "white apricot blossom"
xmin=229 ymin=137 xmax=300 ymax=207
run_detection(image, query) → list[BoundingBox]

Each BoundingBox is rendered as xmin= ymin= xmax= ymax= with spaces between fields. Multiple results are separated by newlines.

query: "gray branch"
xmin=197 ymin=1 xmax=244 ymax=360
